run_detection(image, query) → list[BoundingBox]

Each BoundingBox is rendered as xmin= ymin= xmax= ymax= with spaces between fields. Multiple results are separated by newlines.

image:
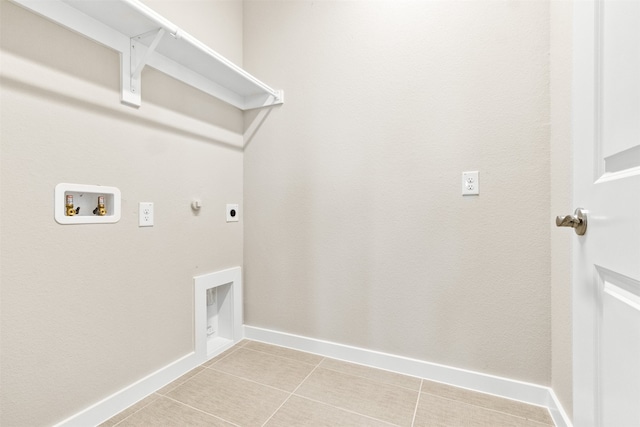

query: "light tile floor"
xmin=101 ymin=340 xmax=555 ymax=427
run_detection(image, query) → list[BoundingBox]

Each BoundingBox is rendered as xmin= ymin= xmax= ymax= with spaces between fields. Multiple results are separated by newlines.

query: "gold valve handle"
xmin=65 ymin=194 xmax=76 ymax=216
xmin=93 ymin=195 xmax=107 ymax=216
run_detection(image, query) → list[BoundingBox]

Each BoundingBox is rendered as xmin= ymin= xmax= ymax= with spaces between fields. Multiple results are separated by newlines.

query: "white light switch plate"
xmin=462 ymin=171 xmax=479 ymax=196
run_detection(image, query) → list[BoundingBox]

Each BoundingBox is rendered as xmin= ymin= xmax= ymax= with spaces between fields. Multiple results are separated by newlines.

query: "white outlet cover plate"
xmin=462 ymin=171 xmax=479 ymax=196
xmin=226 ymin=204 xmax=239 ymax=222
xmin=139 ymin=202 xmax=154 ymax=226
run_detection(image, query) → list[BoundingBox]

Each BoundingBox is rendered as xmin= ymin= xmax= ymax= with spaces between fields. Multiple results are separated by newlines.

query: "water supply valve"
xmin=93 ymin=195 xmax=107 ymax=216
xmin=55 ymin=183 xmax=121 ymax=224
xmin=65 ymin=194 xmax=80 ymax=216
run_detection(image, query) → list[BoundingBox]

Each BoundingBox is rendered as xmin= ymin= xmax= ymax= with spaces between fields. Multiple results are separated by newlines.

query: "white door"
xmin=571 ymin=0 xmax=640 ymax=426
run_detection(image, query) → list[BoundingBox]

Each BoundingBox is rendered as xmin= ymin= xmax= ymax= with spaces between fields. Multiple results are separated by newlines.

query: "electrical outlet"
xmin=139 ymin=202 xmax=154 ymax=226
xmin=226 ymin=204 xmax=239 ymax=222
xmin=462 ymin=171 xmax=479 ymax=196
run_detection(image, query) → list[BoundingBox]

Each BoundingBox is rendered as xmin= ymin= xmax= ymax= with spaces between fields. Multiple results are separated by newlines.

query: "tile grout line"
xmin=107 ymin=394 xmax=161 ymax=427
xmin=161 ymin=394 xmax=242 ymax=427
xmin=244 ymin=341 xmax=420 ymax=392
xmin=245 ymin=341 xmax=551 ymax=425
xmin=288 ymin=395 xmax=402 ymax=427
xmin=419 ymin=377 xmax=554 ymax=424
xmin=421 ymin=379 xmax=553 ymax=413
xmin=288 ymin=362 xmax=404 ymax=427
xmin=230 ymin=346 xmax=321 ymax=368
xmin=241 ymin=344 xmax=324 ymax=367
xmin=202 ymin=344 xmax=244 ymax=368
xmin=210 ymin=344 xmax=549 ymax=427
xmin=260 ymin=357 xmax=326 ymax=427
xmin=419 ymin=388 xmax=548 ymax=418
xmin=215 ymin=342 xmax=423 ymax=426
xmin=410 ymin=379 xmax=423 ymax=427
xmin=157 ymin=365 xmax=210 ymax=397
xmin=202 ymin=349 xmax=403 ymax=426
xmin=114 ymin=340 xmax=549 ymax=427
xmin=289 ymin=356 xmax=326 ymax=396
xmin=318 ymin=364 xmax=422 ymax=393
xmin=420 ymin=391 xmax=552 ymax=425
xmin=106 ymin=344 xmax=246 ymax=425
xmin=203 ymin=364 xmax=304 ymax=394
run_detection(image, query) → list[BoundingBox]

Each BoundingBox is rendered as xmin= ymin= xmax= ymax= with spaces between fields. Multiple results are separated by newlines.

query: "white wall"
xmin=0 ymin=1 xmax=574 ymax=424
xmin=550 ymin=0 xmax=574 ymax=419
xmin=0 ymin=1 xmax=243 ymax=425
xmin=243 ymin=0 xmax=552 ymax=385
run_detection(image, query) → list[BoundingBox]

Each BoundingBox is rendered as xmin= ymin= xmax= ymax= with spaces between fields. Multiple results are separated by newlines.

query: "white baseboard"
xmin=53 ymin=267 xmax=244 ymax=427
xmin=244 ymin=325 xmax=572 ymax=427
xmin=54 ymin=324 xmax=572 ymax=427
xmin=547 ymin=389 xmax=573 ymax=427
xmin=53 ymin=337 xmax=240 ymax=427
xmin=53 ymin=352 xmax=201 ymax=427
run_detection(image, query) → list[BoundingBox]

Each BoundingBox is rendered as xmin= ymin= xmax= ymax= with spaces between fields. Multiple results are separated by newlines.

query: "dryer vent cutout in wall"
xmin=194 ymin=267 xmax=243 ymax=362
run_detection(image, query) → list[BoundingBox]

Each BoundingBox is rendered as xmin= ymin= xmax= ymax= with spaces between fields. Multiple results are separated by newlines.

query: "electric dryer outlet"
xmin=226 ymin=204 xmax=239 ymax=222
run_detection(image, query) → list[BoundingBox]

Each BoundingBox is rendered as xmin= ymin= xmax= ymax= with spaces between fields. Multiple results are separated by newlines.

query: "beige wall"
xmin=1 ymin=0 xmax=575 ymax=424
xmin=550 ymin=0 xmax=573 ymax=419
xmin=0 ymin=1 xmax=243 ymax=425
xmin=243 ymin=1 xmax=551 ymax=385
